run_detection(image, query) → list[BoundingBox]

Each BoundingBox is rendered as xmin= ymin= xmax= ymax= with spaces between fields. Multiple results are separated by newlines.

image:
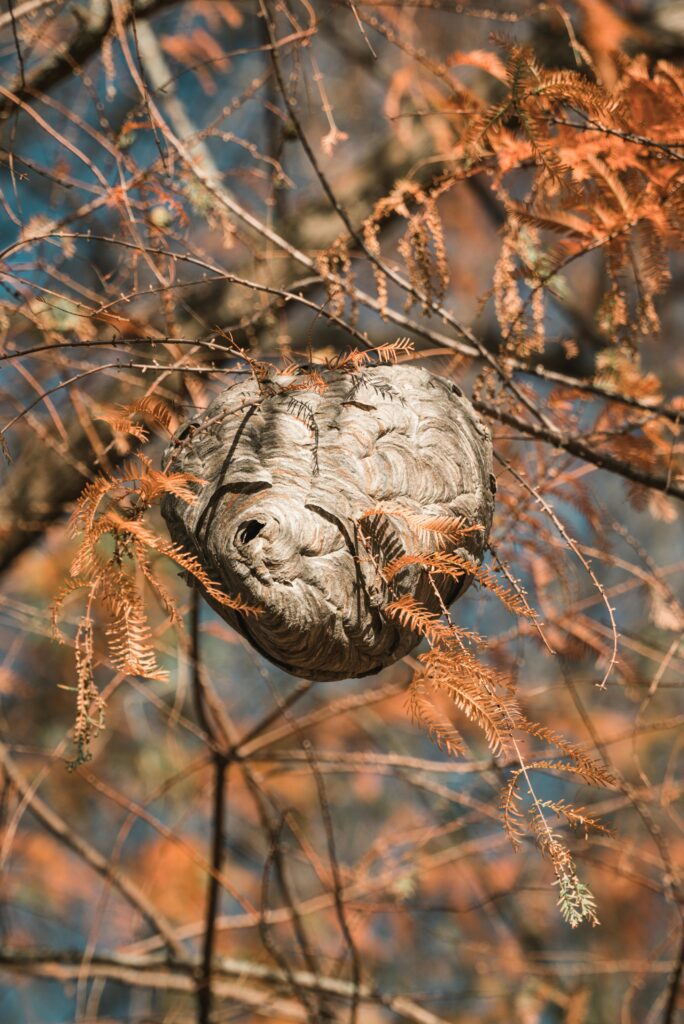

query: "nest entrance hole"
xmin=238 ymin=519 xmax=266 ymax=544
xmin=237 ymin=520 xmax=264 ymax=544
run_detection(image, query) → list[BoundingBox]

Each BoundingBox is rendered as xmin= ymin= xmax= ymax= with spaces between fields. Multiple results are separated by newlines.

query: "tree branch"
xmin=0 ymin=741 xmax=189 ymax=962
xmin=0 ymin=0 xmax=181 ymax=123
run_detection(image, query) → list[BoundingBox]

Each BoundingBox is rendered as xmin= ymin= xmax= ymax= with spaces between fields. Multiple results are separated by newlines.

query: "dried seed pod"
xmin=161 ymin=364 xmax=495 ymax=681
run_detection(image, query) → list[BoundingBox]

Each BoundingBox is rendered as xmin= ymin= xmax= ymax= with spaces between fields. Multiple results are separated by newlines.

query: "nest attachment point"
xmin=162 ymin=364 xmax=495 ymax=681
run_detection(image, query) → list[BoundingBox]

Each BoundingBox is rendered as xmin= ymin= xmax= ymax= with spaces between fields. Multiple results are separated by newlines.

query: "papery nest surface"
xmin=162 ymin=364 xmax=496 ymax=680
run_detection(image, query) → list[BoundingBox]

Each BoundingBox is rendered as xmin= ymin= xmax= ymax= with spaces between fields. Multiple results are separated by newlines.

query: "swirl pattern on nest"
xmin=161 ymin=364 xmax=495 ymax=681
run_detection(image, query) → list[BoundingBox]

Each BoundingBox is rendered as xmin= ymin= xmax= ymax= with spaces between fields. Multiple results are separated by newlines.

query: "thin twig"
xmin=0 ymin=741 xmax=188 ymax=962
xmin=663 ymin=928 xmax=684 ymax=1024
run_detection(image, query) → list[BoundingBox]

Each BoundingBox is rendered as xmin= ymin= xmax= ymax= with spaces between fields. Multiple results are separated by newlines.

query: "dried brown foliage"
xmin=1 ymin=1 xmax=683 ymax=1022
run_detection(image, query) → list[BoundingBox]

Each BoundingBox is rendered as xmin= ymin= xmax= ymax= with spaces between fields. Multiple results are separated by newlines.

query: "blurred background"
xmin=0 ymin=1 xmax=683 ymax=1022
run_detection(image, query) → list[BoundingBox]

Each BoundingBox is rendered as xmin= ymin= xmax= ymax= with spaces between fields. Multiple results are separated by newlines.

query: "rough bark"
xmin=162 ymin=365 xmax=495 ymax=681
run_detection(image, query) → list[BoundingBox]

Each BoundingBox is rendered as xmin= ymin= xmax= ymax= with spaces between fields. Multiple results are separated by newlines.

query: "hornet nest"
xmin=161 ymin=363 xmax=495 ymax=681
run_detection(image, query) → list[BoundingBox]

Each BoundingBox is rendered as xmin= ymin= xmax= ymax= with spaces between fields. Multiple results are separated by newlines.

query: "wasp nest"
xmin=161 ymin=364 xmax=495 ymax=681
